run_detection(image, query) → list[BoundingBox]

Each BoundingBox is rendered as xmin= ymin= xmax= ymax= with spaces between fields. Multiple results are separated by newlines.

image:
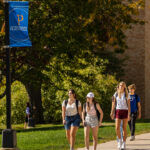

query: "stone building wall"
xmin=123 ymin=0 xmax=150 ymax=118
xmin=122 ymin=0 xmax=150 ymax=119
xmin=145 ymin=0 xmax=150 ymax=119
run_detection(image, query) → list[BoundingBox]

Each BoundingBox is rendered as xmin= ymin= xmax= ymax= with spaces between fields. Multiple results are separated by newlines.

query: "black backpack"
xmin=83 ymin=102 xmax=100 ymax=121
xmin=65 ymin=100 xmax=79 ymax=112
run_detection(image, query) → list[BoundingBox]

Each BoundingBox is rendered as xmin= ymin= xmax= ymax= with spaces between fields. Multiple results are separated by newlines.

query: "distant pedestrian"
xmin=110 ymin=81 xmax=131 ymax=150
xmin=24 ymin=102 xmax=31 ymax=129
xmin=128 ymin=84 xmax=141 ymax=141
xmin=62 ymin=89 xmax=82 ymax=150
xmin=82 ymin=92 xmax=103 ymax=150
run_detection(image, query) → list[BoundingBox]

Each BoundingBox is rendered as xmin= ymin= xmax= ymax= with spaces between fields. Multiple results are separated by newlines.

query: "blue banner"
xmin=9 ymin=1 xmax=32 ymax=47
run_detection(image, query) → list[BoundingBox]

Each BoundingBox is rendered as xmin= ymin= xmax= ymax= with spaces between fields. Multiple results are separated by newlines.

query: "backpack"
xmin=83 ymin=102 xmax=100 ymax=121
xmin=65 ymin=99 xmax=79 ymax=112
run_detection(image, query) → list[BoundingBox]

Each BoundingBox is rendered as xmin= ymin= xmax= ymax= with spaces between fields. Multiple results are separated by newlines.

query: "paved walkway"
xmin=77 ymin=133 xmax=150 ymax=150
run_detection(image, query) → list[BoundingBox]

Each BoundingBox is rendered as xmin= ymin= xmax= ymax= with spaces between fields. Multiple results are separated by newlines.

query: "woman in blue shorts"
xmin=62 ymin=89 xmax=82 ymax=150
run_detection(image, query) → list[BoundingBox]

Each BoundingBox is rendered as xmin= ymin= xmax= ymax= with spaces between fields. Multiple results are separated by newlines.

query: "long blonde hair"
xmin=117 ymin=81 xmax=128 ymax=99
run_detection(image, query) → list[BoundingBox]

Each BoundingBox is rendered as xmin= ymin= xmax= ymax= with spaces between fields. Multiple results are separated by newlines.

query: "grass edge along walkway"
xmin=0 ymin=121 xmax=149 ymax=150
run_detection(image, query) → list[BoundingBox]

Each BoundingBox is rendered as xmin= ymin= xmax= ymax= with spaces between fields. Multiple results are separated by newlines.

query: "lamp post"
xmin=1 ymin=0 xmax=19 ymax=150
xmin=4 ymin=0 xmax=11 ymax=130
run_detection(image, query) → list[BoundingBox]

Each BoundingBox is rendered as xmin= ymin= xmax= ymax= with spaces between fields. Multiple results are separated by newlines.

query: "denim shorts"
xmin=65 ymin=114 xmax=80 ymax=130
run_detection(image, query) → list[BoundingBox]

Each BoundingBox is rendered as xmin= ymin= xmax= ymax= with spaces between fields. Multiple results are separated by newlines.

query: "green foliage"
xmin=0 ymin=0 xmax=145 ymax=84
xmin=42 ymin=52 xmax=118 ymax=122
xmin=0 ymin=0 xmax=145 ymax=123
xmin=0 ymin=99 xmax=6 ymax=124
xmin=11 ymin=81 xmax=29 ymax=124
xmin=42 ymin=89 xmax=62 ymax=123
xmin=0 ymin=81 xmax=29 ymax=124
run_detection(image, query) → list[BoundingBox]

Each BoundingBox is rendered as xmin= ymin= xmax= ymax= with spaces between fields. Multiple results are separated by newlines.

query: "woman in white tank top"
xmin=62 ymin=89 xmax=82 ymax=150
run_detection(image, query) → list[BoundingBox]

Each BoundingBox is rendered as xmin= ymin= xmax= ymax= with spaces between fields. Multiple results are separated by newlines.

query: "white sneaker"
xmin=117 ymin=139 xmax=121 ymax=149
xmin=130 ymin=136 xmax=135 ymax=141
xmin=121 ymin=142 xmax=126 ymax=150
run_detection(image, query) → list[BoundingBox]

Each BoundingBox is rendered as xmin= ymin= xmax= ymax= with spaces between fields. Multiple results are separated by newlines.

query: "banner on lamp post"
xmin=9 ymin=1 xmax=32 ymax=47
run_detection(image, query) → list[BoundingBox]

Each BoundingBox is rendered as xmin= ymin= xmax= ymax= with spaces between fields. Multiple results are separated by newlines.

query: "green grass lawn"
xmin=0 ymin=121 xmax=150 ymax=150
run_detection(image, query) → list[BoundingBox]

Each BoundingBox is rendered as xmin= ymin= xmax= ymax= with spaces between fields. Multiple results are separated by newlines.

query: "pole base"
xmin=2 ymin=129 xmax=17 ymax=148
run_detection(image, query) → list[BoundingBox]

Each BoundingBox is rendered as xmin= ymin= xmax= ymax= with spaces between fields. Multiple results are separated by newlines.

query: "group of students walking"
xmin=62 ymin=81 xmax=141 ymax=150
xmin=62 ymin=89 xmax=103 ymax=150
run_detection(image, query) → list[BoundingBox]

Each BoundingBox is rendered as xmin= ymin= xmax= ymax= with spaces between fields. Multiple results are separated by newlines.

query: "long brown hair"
xmin=86 ymin=97 xmax=96 ymax=111
xmin=68 ymin=89 xmax=76 ymax=99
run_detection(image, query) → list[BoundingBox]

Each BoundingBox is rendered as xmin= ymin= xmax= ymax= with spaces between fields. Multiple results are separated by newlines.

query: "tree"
xmin=0 ymin=0 xmax=144 ymax=123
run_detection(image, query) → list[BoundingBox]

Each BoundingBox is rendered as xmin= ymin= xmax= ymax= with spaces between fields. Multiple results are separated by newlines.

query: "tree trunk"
xmin=24 ymin=82 xmax=44 ymax=124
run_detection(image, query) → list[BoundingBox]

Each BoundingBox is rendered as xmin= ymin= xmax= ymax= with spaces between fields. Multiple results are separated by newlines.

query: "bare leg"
xmin=70 ymin=126 xmax=78 ymax=149
xmin=123 ymin=119 xmax=128 ymax=142
xmin=66 ymin=129 xmax=71 ymax=144
xmin=92 ymin=126 xmax=99 ymax=150
xmin=24 ymin=122 xmax=27 ymax=129
xmin=116 ymin=119 xmax=121 ymax=139
xmin=84 ymin=126 xmax=90 ymax=150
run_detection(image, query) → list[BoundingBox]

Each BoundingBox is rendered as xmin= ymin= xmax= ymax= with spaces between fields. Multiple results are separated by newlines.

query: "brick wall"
xmin=122 ymin=7 xmax=147 ymax=118
xmin=145 ymin=0 xmax=150 ymax=119
xmin=121 ymin=1 xmax=150 ymax=119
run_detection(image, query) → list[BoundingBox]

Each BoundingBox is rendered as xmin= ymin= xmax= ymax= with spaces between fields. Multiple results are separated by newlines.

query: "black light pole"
xmin=1 ymin=0 xmax=19 ymax=150
xmin=4 ymin=0 xmax=11 ymax=130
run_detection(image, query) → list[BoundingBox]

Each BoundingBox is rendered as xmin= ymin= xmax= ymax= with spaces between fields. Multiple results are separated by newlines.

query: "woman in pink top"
xmin=82 ymin=92 xmax=103 ymax=150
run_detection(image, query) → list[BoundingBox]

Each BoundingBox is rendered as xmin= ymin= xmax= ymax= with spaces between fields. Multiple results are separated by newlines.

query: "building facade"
xmin=123 ymin=0 xmax=150 ymax=119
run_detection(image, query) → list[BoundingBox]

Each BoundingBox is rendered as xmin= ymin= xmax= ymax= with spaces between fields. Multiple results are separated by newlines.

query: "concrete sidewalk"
xmin=77 ymin=133 xmax=150 ymax=150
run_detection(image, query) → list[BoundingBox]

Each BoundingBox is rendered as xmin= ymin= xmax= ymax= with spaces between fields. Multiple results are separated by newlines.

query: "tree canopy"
xmin=0 ymin=0 xmax=144 ymax=122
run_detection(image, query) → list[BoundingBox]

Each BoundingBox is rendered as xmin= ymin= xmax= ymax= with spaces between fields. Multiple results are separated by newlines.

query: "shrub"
xmin=0 ymin=81 xmax=29 ymax=124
